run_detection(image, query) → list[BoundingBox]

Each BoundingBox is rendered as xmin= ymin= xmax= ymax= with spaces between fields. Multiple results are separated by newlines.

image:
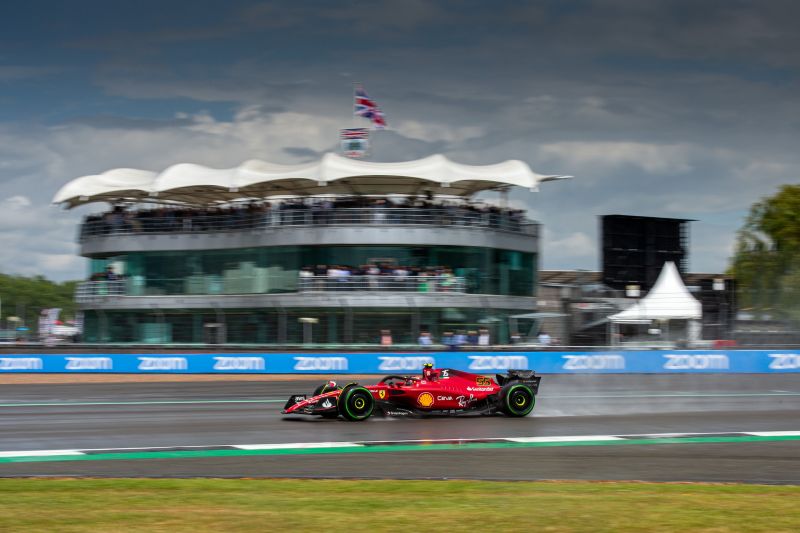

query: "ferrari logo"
xmin=378 ymin=390 xmax=386 ymax=399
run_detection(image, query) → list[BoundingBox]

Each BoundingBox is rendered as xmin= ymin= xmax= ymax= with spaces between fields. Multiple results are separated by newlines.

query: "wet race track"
xmin=0 ymin=374 xmax=798 ymax=483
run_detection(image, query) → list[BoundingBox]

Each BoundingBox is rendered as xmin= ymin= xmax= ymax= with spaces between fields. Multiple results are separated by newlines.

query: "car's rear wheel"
xmin=500 ymin=382 xmax=535 ymax=417
xmin=338 ymin=385 xmax=374 ymax=421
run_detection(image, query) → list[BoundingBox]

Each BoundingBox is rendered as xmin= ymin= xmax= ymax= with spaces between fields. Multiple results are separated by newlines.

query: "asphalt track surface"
xmin=0 ymin=374 xmax=798 ymax=483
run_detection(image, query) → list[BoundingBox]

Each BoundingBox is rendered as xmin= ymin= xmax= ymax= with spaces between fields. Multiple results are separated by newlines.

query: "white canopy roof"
xmin=609 ymin=262 xmax=702 ymax=323
xmin=52 ymin=152 xmax=571 ymax=208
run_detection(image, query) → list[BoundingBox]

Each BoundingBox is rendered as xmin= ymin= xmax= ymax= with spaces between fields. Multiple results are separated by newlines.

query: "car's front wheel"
xmin=338 ymin=385 xmax=375 ymax=421
xmin=500 ymin=382 xmax=535 ymax=417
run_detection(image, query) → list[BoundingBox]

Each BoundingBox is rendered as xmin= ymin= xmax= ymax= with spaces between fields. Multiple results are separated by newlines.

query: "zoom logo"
xmin=137 ymin=357 xmax=188 ymax=371
xmin=213 ymin=357 xmax=265 ymax=371
xmin=65 ymin=357 xmax=113 ymax=371
xmin=294 ymin=357 xmax=348 ymax=371
xmin=663 ymin=354 xmax=729 ymax=370
xmin=378 ymin=356 xmax=434 ymax=372
xmin=562 ymin=354 xmax=625 ymax=370
xmin=468 ymin=355 xmax=528 ymax=371
xmin=768 ymin=353 xmax=800 ymax=370
xmin=0 ymin=357 xmax=43 ymax=371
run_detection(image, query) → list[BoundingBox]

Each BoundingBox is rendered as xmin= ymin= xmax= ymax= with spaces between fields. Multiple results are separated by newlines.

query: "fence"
xmin=75 ymin=275 xmax=467 ymax=302
xmin=0 ymin=350 xmax=798 ymax=373
xmin=298 ymin=275 xmax=466 ymax=293
xmin=80 ymin=207 xmax=538 ymax=240
xmin=75 ymin=280 xmax=127 ymax=302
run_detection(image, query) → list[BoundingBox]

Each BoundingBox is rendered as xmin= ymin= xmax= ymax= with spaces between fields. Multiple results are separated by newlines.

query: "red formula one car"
xmin=282 ymin=364 xmax=541 ymax=421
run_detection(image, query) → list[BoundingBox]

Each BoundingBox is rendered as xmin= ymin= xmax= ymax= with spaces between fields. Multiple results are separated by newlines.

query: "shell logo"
xmin=417 ymin=392 xmax=435 ymax=408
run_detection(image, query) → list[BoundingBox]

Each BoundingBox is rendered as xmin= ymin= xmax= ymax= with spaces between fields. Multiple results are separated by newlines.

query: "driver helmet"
xmin=422 ymin=363 xmax=436 ymax=381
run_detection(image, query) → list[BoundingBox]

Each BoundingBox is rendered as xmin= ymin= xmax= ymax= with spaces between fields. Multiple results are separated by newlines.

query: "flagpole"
xmin=352 ymin=82 xmax=359 ymax=128
xmin=353 ymin=81 xmax=368 ymax=160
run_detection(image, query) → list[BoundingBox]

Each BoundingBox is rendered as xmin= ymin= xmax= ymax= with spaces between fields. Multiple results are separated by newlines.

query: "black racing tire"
xmin=500 ymin=382 xmax=535 ymax=417
xmin=338 ymin=385 xmax=374 ymax=421
xmin=313 ymin=383 xmax=340 ymax=418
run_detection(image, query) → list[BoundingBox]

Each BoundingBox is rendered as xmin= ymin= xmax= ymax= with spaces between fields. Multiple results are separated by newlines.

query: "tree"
xmin=0 ymin=273 xmax=78 ymax=335
xmin=731 ymin=184 xmax=800 ymax=319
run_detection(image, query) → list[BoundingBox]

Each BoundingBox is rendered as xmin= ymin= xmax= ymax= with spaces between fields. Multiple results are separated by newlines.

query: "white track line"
xmin=1 ymin=431 xmax=798 ymax=458
xmin=746 ymin=431 xmax=800 ymax=437
xmin=0 ymin=449 xmax=84 ymax=458
xmin=507 ymin=435 xmax=623 ymax=443
xmin=235 ymin=442 xmax=362 ymax=450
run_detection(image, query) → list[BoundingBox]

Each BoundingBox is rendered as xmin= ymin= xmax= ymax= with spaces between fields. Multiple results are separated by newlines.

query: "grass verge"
xmin=0 ymin=478 xmax=798 ymax=532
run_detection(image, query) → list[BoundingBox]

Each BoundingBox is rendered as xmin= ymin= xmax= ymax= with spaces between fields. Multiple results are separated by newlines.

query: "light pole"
xmin=8 ymin=316 xmax=20 ymax=340
xmin=713 ymin=277 xmax=726 ymax=339
xmin=299 ymin=317 xmax=319 ymax=344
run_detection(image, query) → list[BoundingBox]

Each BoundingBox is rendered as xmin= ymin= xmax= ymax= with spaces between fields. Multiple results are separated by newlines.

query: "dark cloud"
xmin=0 ymin=1 xmax=798 ymax=278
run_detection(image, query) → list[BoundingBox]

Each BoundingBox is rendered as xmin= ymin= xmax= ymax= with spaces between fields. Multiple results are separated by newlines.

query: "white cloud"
xmin=395 ymin=120 xmax=484 ymax=143
xmin=3 ymin=195 xmax=31 ymax=208
xmin=543 ymin=231 xmax=595 ymax=261
xmin=537 ymin=141 xmax=694 ymax=175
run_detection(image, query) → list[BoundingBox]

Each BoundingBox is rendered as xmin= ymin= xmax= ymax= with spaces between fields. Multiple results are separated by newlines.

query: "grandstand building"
xmin=53 ymin=154 xmax=568 ymax=345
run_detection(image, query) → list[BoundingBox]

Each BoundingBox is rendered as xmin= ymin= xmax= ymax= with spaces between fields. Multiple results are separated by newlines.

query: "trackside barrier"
xmin=0 ymin=350 xmax=799 ymax=373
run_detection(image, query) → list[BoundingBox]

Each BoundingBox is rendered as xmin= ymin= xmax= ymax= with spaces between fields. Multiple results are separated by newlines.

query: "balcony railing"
xmin=75 ymin=280 xmax=127 ymax=302
xmin=297 ymin=275 xmax=466 ymax=293
xmin=75 ymin=275 xmax=468 ymax=302
xmin=79 ymin=207 xmax=538 ymax=241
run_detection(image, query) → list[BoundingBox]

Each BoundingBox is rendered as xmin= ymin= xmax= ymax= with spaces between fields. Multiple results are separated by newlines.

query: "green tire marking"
xmin=341 ymin=386 xmax=372 ymax=420
xmin=505 ymin=384 xmax=535 ymax=416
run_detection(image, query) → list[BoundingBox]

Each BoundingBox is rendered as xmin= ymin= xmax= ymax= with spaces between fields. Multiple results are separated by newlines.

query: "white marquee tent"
xmin=52 ymin=152 xmax=572 ymax=208
xmin=609 ymin=261 xmax=702 ymax=343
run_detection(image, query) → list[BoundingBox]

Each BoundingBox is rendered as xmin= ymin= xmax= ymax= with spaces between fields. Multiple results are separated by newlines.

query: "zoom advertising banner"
xmin=0 ymin=351 xmax=799 ymax=374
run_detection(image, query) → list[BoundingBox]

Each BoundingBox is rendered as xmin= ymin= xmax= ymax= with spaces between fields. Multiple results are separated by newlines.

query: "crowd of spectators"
xmin=88 ymin=265 xmax=125 ymax=282
xmin=417 ymin=329 xmax=491 ymax=348
xmin=298 ymin=263 xmax=464 ymax=292
xmin=81 ymin=196 xmax=530 ymax=238
xmin=374 ymin=328 xmax=492 ymax=347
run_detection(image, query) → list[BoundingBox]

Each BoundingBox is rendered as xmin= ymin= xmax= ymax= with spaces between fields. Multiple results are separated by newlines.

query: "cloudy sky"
xmin=0 ymin=0 xmax=798 ymax=280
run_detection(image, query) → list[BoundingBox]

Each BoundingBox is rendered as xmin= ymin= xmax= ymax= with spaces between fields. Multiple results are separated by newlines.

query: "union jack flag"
xmin=354 ymin=84 xmax=387 ymax=129
xmin=340 ymin=128 xmax=369 ymax=139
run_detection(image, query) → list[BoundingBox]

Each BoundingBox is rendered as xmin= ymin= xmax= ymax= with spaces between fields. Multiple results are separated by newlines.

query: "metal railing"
xmin=297 ymin=275 xmax=466 ymax=293
xmin=75 ymin=274 xmax=468 ymax=302
xmin=75 ymin=280 xmax=127 ymax=302
xmin=79 ymin=207 xmax=538 ymax=241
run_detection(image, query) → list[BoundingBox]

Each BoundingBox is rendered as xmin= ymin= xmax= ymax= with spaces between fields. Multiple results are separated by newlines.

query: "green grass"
xmin=0 ymin=479 xmax=798 ymax=532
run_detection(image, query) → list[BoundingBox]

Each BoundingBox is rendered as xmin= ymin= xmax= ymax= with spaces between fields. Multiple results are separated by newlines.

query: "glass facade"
xmin=82 ymin=307 xmax=534 ymax=345
xmin=94 ymin=245 xmax=536 ymax=297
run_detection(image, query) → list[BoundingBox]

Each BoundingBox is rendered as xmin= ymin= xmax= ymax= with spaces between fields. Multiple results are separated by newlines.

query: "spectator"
xmin=418 ymin=331 xmax=433 ymax=346
xmin=538 ymin=330 xmax=551 ymax=346
xmin=441 ymin=331 xmax=458 ymax=351
xmin=298 ymin=266 xmax=313 ymax=291
xmin=478 ymin=328 xmax=490 ymax=346
xmin=105 ymin=265 xmax=119 ymax=280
